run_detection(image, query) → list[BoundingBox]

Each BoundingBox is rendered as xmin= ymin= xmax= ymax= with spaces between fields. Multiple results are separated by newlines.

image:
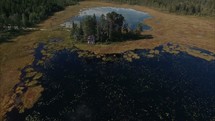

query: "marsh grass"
xmin=0 ymin=1 xmax=215 ymax=120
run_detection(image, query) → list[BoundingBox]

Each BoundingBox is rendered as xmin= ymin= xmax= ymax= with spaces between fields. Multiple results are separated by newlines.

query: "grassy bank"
xmin=0 ymin=1 xmax=215 ymax=119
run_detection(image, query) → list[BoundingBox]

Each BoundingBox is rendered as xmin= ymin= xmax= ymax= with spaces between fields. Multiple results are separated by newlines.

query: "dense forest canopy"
xmin=0 ymin=0 xmax=214 ymax=31
xmin=71 ymin=12 xmax=145 ymax=43
xmin=102 ymin=0 xmax=215 ymax=16
xmin=0 ymin=0 xmax=214 ymax=37
xmin=0 ymin=0 xmax=80 ymax=30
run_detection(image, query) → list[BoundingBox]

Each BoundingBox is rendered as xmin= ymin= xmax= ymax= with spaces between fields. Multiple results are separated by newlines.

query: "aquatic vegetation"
xmin=101 ymin=56 xmax=116 ymax=62
xmin=17 ymin=86 xmax=44 ymax=113
xmin=162 ymin=43 xmax=215 ymax=61
xmin=149 ymin=49 xmax=160 ymax=55
xmin=1 ymin=2 xmax=215 ymax=120
xmin=123 ymin=51 xmax=140 ymax=62
xmin=33 ymin=73 xmax=43 ymax=80
xmin=25 ymin=72 xmax=37 ymax=78
xmin=6 ymin=39 xmax=215 ymax=121
xmin=25 ymin=80 xmax=38 ymax=87
xmin=6 ymin=43 xmax=215 ymax=120
xmin=4 ymin=32 xmax=215 ymax=121
xmin=77 ymin=51 xmax=95 ymax=58
xmin=36 ymin=60 xmax=44 ymax=66
xmin=25 ymin=68 xmax=34 ymax=73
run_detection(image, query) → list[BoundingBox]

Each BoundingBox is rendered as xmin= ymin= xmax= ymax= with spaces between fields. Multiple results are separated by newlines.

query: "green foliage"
xmin=0 ymin=0 xmax=80 ymax=30
xmin=101 ymin=0 xmax=215 ymax=16
xmin=71 ymin=12 xmax=145 ymax=43
xmin=71 ymin=22 xmax=84 ymax=41
xmin=82 ymin=15 xmax=97 ymax=40
xmin=106 ymin=12 xmax=124 ymax=40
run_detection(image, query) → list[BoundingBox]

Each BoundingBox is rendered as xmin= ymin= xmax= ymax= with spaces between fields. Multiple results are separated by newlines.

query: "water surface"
xmin=61 ymin=7 xmax=152 ymax=30
xmin=6 ymin=45 xmax=215 ymax=121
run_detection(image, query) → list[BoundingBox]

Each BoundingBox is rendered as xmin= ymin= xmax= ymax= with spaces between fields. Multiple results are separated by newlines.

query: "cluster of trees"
xmin=101 ymin=0 xmax=215 ymax=16
xmin=1 ymin=0 xmax=214 ymax=31
xmin=0 ymin=0 xmax=80 ymax=31
xmin=71 ymin=12 xmax=144 ymax=43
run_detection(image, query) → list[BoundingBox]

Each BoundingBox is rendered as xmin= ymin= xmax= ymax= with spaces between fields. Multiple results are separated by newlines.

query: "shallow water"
xmin=61 ymin=7 xmax=152 ymax=30
xmin=6 ymin=45 xmax=215 ymax=121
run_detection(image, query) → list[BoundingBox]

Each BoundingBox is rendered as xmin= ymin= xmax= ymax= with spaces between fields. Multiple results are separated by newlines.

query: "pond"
xmin=6 ymin=43 xmax=215 ymax=121
xmin=61 ymin=7 xmax=152 ymax=30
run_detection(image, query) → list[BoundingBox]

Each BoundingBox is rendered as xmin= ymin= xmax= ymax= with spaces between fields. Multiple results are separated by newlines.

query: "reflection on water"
xmin=6 ymin=45 xmax=215 ymax=121
xmin=61 ymin=7 xmax=152 ymax=30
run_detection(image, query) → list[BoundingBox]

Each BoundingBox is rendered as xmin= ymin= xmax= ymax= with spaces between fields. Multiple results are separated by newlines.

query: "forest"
xmin=0 ymin=0 xmax=80 ymax=30
xmin=102 ymin=0 xmax=215 ymax=16
xmin=71 ymin=12 xmax=144 ymax=43
xmin=0 ymin=0 xmax=214 ymax=31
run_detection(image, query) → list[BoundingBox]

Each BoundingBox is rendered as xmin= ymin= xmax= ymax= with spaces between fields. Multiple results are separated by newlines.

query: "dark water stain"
xmin=6 ymin=45 xmax=215 ymax=121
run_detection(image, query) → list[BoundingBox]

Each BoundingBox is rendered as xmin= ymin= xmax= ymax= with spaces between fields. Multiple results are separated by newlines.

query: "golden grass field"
xmin=0 ymin=1 xmax=214 ymax=119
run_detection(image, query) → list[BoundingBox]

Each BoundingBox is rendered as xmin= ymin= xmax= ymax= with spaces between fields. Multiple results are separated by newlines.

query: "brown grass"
xmin=74 ymin=1 xmax=215 ymax=54
xmin=0 ymin=1 xmax=214 ymax=119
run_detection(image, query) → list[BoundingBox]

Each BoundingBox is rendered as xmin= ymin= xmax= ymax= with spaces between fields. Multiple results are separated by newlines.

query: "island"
xmin=71 ymin=12 xmax=146 ymax=44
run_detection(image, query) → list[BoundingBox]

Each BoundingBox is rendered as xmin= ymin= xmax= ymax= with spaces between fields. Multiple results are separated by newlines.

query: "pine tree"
xmin=21 ymin=13 xmax=27 ymax=27
xmin=83 ymin=16 xmax=95 ymax=40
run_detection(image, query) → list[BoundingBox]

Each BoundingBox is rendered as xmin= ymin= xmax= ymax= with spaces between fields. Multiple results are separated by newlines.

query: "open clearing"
xmin=0 ymin=1 xmax=215 ymax=119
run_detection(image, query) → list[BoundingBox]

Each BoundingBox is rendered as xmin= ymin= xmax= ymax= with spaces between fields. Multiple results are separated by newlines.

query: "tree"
xmin=106 ymin=12 xmax=125 ymax=41
xmin=96 ymin=22 xmax=101 ymax=41
xmin=122 ymin=22 xmax=129 ymax=34
xmin=136 ymin=23 xmax=143 ymax=34
xmin=78 ymin=22 xmax=84 ymax=41
xmin=71 ymin=12 xmax=147 ymax=43
xmin=82 ymin=16 xmax=96 ymax=41
xmin=92 ymin=14 xmax=97 ymax=35
xmin=102 ymin=0 xmax=215 ymax=16
xmin=0 ymin=0 xmax=80 ymax=30
xmin=71 ymin=12 xmax=144 ymax=43
xmin=21 ymin=13 xmax=27 ymax=27
xmin=71 ymin=21 xmax=84 ymax=41
xmin=99 ymin=14 xmax=108 ymax=42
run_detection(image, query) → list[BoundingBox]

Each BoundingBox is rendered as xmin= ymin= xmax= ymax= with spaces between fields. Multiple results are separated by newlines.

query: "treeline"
xmin=0 ymin=0 xmax=80 ymax=30
xmin=71 ymin=12 xmax=144 ymax=43
xmin=101 ymin=0 xmax=215 ymax=16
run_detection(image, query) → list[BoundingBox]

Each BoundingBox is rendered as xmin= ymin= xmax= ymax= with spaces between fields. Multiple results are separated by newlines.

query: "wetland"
xmin=1 ymin=1 xmax=215 ymax=121
xmin=6 ymin=41 xmax=215 ymax=121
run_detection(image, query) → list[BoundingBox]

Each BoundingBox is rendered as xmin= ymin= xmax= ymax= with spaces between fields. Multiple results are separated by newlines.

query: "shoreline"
xmin=0 ymin=1 xmax=215 ymax=119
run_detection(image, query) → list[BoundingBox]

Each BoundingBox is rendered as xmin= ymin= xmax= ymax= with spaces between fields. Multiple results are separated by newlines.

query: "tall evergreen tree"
xmin=83 ymin=16 xmax=96 ymax=40
xmin=102 ymin=0 xmax=215 ymax=16
xmin=0 ymin=0 xmax=80 ymax=30
xmin=21 ymin=13 xmax=27 ymax=27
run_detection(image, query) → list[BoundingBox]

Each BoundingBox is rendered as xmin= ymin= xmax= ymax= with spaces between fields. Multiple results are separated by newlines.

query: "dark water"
xmin=6 ymin=44 xmax=215 ymax=121
xmin=13 ymin=43 xmax=44 ymax=94
xmin=61 ymin=7 xmax=152 ymax=30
